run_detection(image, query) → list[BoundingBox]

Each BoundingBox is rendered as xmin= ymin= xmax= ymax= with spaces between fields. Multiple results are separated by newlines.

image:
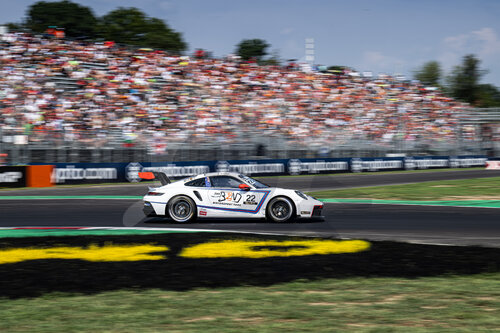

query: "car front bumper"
xmin=311 ymin=204 xmax=323 ymax=217
xmin=296 ymin=197 xmax=325 ymax=219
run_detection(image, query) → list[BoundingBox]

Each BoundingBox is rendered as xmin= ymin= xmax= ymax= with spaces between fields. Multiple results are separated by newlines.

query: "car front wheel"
xmin=168 ymin=195 xmax=196 ymax=223
xmin=267 ymin=197 xmax=294 ymax=222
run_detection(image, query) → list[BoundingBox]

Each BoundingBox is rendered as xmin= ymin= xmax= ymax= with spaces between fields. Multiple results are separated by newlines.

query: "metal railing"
xmin=0 ymin=135 xmax=491 ymax=165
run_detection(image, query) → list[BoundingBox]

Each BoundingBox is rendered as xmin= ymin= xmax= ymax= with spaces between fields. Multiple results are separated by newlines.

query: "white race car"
xmin=141 ymin=172 xmax=324 ymax=223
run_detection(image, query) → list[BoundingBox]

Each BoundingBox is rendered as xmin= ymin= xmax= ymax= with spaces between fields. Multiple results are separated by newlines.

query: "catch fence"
xmin=0 ymin=108 xmax=498 ymax=165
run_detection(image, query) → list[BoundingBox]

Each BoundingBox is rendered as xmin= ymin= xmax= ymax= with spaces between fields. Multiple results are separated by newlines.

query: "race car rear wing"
xmin=138 ymin=171 xmax=171 ymax=186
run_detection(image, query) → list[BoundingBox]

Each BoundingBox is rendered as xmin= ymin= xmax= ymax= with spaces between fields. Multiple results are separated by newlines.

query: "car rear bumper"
xmin=143 ymin=201 xmax=156 ymax=216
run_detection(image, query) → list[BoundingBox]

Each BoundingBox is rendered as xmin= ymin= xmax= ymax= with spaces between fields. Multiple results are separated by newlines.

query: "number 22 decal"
xmin=245 ymin=194 xmax=256 ymax=202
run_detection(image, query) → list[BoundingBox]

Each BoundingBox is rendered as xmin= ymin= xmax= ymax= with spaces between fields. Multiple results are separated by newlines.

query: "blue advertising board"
xmin=36 ymin=155 xmax=488 ymax=184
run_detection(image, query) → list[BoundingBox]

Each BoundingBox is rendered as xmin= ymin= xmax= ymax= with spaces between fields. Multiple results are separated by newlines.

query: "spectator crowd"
xmin=0 ymin=32 xmax=479 ymax=153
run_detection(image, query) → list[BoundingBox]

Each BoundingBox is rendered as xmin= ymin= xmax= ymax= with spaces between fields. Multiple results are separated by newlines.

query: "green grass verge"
xmin=1 ymin=274 xmax=498 ymax=332
xmin=308 ymin=177 xmax=500 ymax=201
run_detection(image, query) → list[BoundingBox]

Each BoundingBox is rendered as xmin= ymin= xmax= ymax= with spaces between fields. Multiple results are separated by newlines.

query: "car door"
xmin=204 ymin=176 xmax=269 ymax=217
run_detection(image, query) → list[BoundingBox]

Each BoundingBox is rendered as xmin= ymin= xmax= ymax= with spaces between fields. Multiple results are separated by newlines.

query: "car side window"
xmin=185 ymin=178 xmax=206 ymax=187
xmin=210 ymin=176 xmax=241 ymax=188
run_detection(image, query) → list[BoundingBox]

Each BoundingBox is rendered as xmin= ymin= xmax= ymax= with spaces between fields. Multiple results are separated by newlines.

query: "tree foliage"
xmin=413 ymin=55 xmax=499 ymax=107
xmin=447 ymin=54 xmax=487 ymax=105
xmin=260 ymin=49 xmax=281 ymax=66
xmin=26 ymin=0 xmax=97 ymax=38
xmin=4 ymin=22 xmax=24 ymax=32
xmin=23 ymin=1 xmax=186 ymax=53
xmin=236 ymin=39 xmax=270 ymax=61
xmin=97 ymin=7 xmax=186 ymax=53
xmin=414 ymin=61 xmax=442 ymax=87
xmin=477 ymin=84 xmax=500 ymax=108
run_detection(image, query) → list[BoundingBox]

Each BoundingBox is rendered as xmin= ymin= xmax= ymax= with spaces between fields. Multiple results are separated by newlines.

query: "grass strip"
xmin=308 ymin=176 xmax=500 ymax=201
xmin=0 ymin=274 xmax=498 ymax=332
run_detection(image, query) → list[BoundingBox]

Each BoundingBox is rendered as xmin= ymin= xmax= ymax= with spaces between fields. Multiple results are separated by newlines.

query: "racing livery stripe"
xmin=199 ymin=190 xmax=270 ymax=214
xmin=148 ymin=201 xmax=167 ymax=205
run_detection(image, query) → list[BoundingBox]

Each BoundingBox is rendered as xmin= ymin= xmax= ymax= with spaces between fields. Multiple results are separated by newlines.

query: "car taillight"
xmin=147 ymin=192 xmax=163 ymax=196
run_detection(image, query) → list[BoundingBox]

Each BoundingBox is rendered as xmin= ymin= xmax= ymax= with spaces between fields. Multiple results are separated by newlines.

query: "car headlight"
xmin=295 ymin=190 xmax=308 ymax=200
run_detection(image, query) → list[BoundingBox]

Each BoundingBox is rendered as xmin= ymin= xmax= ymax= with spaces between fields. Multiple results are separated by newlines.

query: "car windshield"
xmin=238 ymin=174 xmax=269 ymax=188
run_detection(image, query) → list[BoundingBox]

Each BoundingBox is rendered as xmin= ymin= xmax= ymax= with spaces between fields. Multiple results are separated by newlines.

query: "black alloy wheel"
xmin=168 ymin=195 xmax=196 ymax=223
xmin=267 ymin=197 xmax=294 ymax=222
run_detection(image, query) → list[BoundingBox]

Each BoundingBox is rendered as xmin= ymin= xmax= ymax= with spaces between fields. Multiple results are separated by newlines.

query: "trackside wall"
xmin=30 ymin=155 xmax=488 ymax=185
xmin=0 ymin=165 xmax=53 ymax=188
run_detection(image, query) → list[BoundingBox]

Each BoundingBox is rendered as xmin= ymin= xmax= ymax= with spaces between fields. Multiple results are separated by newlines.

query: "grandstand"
xmin=0 ymin=32 xmax=496 ymax=164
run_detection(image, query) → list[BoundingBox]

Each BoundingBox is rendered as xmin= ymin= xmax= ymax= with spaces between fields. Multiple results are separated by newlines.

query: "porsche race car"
xmin=141 ymin=172 xmax=324 ymax=223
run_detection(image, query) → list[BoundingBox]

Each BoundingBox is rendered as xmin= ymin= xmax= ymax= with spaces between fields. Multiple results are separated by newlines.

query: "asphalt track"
xmin=1 ymin=169 xmax=499 ymax=247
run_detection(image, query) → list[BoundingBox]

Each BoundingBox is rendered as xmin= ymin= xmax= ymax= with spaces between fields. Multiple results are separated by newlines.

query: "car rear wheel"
xmin=267 ymin=197 xmax=294 ymax=223
xmin=168 ymin=195 xmax=196 ymax=223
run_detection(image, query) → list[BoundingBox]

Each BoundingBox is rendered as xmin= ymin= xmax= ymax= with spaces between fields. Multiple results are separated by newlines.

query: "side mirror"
xmin=238 ymin=184 xmax=251 ymax=191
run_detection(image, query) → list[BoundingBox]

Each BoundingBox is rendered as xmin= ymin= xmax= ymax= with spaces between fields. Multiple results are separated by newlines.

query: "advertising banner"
xmin=49 ymin=163 xmax=121 ymax=184
xmin=0 ymin=166 xmax=27 ymax=188
xmin=486 ymin=161 xmax=500 ymax=170
xmin=35 ymin=155 xmax=488 ymax=185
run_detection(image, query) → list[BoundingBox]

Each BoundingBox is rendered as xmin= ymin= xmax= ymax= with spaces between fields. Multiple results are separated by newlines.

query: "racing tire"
xmin=266 ymin=196 xmax=295 ymax=223
xmin=168 ymin=195 xmax=197 ymax=223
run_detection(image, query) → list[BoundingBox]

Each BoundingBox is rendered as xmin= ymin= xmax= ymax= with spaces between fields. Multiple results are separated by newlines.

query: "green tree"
xmin=260 ymin=49 xmax=281 ymax=66
xmin=97 ymin=8 xmax=186 ymax=53
xmin=477 ymin=84 xmax=500 ymax=108
xmin=236 ymin=39 xmax=270 ymax=61
xmin=414 ymin=61 xmax=442 ymax=87
xmin=4 ymin=22 xmax=24 ymax=32
xmin=447 ymin=54 xmax=487 ymax=105
xmin=26 ymin=0 xmax=97 ymax=38
xmin=327 ymin=65 xmax=348 ymax=74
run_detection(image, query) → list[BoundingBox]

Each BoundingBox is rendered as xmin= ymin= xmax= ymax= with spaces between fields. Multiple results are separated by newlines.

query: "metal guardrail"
xmin=460 ymin=108 xmax=500 ymax=124
xmin=0 ymin=141 xmax=491 ymax=165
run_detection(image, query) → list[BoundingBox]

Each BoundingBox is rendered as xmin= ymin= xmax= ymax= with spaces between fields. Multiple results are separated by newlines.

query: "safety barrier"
xmin=0 ymin=165 xmax=53 ymax=188
xmin=486 ymin=161 xmax=500 ymax=170
xmin=33 ymin=155 xmax=488 ymax=185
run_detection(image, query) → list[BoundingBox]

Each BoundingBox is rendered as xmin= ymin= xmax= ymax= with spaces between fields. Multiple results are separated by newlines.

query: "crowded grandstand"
xmin=0 ymin=32 xmax=483 ymax=158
